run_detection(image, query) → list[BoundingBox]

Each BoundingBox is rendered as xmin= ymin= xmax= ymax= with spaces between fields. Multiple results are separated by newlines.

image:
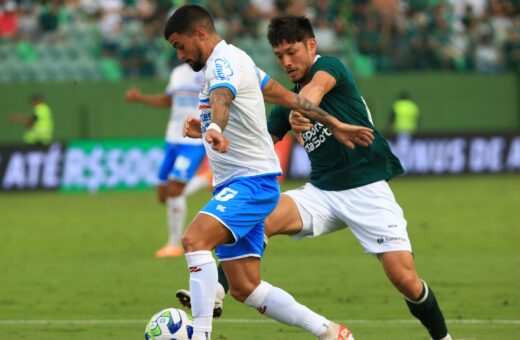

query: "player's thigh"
xmin=283 ymin=183 xmax=344 ymax=240
xmin=169 ymin=144 xmax=206 ymax=183
xmin=264 ymin=194 xmax=304 ymax=237
xmin=334 ymin=180 xmax=412 ymax=254
xmin=221 ymin=257 xmax=261 ymax=302
xmin=183 ymin=213 xmax=233 ymax=251
xmin=207 ymin=175 xmax=279 ymax=261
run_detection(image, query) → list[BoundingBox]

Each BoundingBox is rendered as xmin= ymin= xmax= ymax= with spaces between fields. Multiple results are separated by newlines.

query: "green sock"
xmin=217 ymin=263 xmax=229 ymax=294
xmin=405 ymin=281 xmax=448 ymax=340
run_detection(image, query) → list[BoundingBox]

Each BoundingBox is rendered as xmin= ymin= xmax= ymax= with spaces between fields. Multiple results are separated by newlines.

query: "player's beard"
xmin=188 ymin=50 xmax=204 ymax=72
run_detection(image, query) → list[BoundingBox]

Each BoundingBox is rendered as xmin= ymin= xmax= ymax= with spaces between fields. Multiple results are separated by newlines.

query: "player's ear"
xmin=194 ymin=27 xmax=206 ymax=41
xmin=306 ymin=38 xmax=317 ymax=53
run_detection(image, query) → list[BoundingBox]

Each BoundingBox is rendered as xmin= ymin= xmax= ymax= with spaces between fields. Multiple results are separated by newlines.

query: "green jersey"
xmin=268 ymin=56 xmax=403 ymax=191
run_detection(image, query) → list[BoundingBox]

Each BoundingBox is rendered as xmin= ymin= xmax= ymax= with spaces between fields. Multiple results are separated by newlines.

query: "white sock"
xmin=244 ymin=281 xmax=329 ymax=336
xmin=185 ymin=251 xmax=217 ymax=335
xmin=166 ymin=196 xmax=186 ymax=246
xmin=184 ymin=176 xmax=210 ymax=197
xmin=192 ymin=331 xmax=211 ymax=340
xmin=215 ymin=282 xmax=226 ymax=301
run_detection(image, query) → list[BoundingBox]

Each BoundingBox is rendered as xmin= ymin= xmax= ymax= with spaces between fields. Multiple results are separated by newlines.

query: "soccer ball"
xmin=145 ymin=307 xmax=194 ymax=340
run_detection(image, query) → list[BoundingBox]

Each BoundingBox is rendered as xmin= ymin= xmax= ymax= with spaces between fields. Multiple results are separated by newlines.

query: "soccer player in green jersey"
xmin=178 ymin=15 xmax=452 ymax=340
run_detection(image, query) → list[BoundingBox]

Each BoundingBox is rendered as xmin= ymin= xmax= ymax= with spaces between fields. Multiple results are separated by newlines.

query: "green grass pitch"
xmin=1 ymin=175 xmax=519 ymax=339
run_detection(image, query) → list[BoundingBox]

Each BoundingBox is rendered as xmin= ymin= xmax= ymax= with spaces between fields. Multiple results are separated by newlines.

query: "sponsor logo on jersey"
xmin=301 ymin=122 xmax=333 ymax=153
xmin=213 ymin=58 xmax=233 ymax=80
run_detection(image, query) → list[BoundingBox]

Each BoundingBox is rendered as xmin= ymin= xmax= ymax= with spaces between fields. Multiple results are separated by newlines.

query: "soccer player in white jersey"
xmin=125 ymin=63 xmax=205 ymax=258
xmin=163 ymin=5 xmax=374 ymax=340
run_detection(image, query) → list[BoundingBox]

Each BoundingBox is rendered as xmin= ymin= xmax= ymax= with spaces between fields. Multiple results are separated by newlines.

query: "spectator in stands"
xmin=98 ymin=0 xmax=124 ymax=54
xmin=9 ymin=94 xmax=54 ymax=146
xmin=16 ymin=2 xmax=38 ymax=41
xmin=120 ymin=35 xmax=155 ymax=77
xmin=39 ymin=0 xmax=61 ymax=42
xmin=276 ymin=0 xmax=311 ymax=17
xmin=504 ymin=17 xmax=520 ymax=71
xmin=0 ymin=1 xmax=18 ymax=39
xmin=474 ymin=32 xmax=504 ymax=73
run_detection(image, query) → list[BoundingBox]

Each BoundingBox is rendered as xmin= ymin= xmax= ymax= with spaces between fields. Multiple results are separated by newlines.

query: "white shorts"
xmin=284 ymin=180 xmax=412 ymax=254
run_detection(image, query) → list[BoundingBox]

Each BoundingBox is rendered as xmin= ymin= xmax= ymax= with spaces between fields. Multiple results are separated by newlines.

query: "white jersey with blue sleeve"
xmin=199 ymin=40 xmax=281 ymax=186
xmin=165 ymin=63 xmax=204 ymax=145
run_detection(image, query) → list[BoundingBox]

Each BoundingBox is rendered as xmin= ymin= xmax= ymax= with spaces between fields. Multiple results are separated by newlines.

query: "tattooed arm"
xmin=204 ymin=87 xmax=235 ymax=153
xmin=262 ymin=78 xmax=337 ymax=127
xmin=262 ymin=78 xmax=374 ymax=149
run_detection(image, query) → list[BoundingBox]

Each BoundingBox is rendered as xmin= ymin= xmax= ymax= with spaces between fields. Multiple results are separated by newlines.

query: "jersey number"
xmin=215 ymin=187 xmax=238 ymax=202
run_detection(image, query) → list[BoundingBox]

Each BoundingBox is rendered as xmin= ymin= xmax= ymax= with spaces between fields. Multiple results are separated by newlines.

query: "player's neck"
xmin=296 ymin=72 xmax=313 ymax=88
xmin=203 ymin=35 xmax=223 ymax=64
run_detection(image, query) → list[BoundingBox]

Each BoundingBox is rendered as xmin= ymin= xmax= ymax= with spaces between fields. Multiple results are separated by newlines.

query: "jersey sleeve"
xmin=255 ymin=66 xmax=271 ymax=90
xmin=312 ymin=56 xmax=348 ymax=84
xmin=205 ymin=57 xmax=239 ymax=98
xmin=267 ymin=105 xmax=292 ymax=139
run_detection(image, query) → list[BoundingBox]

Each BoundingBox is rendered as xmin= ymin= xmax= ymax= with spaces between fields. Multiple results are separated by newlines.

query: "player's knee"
xmin=181 ymin=234 xmax=207 ymax=252
xmin=168 ymin=181 xmax=185 ymax=197
xmin=229 ymin=283 xmax=256 ymax=303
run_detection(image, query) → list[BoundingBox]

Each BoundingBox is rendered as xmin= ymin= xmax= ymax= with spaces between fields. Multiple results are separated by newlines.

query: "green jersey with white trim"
xmin=268 ymin=56 xmax=403 ymax=191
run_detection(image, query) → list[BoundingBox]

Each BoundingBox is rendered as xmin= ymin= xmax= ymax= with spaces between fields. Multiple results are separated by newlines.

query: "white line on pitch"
xmin=0 ymin=319 xmax=518 ymax=325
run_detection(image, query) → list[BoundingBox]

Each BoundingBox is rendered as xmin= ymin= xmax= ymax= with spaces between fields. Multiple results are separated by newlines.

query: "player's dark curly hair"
xmin=267 ymin=16 xmax=315 ymax=47
xmin=163 ymin=4 xmax=215 ymax=40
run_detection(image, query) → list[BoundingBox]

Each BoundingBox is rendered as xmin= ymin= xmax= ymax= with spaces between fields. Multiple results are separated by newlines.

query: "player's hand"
xmin=183 ymin=117 xmax=202 ymax=138
xmin=205 ymin=129 xmax=229 ymax=153
xmin=330 ymin=123 xmax=374 ymax=149
xmin=125 ymin=87 xmax=141 ymax=101
xmin=289 ymin=111 xmax=313 ymax=132
xmin=156 ymin=184 xmax=167 ymax=204
xmin=289 ymin=111 xmax=313 ymax=145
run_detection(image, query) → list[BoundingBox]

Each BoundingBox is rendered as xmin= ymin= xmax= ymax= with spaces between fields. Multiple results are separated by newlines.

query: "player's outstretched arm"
xmin=9 ymin=113 xmax=34 ymax=128
xmin=124 ymin=87 xmax=172 ymax=108
xmin=262 ymin=78 xmax=374 ymax=149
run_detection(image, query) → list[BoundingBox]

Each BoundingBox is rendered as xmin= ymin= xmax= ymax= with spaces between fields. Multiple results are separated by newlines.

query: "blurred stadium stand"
xmin=0 ymin=0 xmax=519 ymax=82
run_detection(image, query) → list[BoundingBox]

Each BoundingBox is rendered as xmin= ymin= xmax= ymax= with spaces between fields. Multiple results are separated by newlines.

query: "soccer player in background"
xmin=125 ymin=63 xmax=206 ymax=258
xmin=178 ymin=15 xmax=452 ymax=340
xmin=164 ymin=5 xmax=373 ymax=340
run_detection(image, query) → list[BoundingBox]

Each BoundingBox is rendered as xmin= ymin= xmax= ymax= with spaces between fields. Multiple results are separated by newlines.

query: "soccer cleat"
xmin=435 ymin=335 xmax=452 ymax=340
xmin=155 ymin=245 xmax=184 ymax=258
xmin=176 ymin=289 xmax=223 ymax=318
xmin=317 ymin=322 xmax=354 ymax=340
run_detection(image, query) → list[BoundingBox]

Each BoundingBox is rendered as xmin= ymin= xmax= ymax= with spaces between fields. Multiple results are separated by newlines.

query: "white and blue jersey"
xmin=197 ymin=40 xmax=281 ymax=260
xmin=158 ymin=63 xmax=205 ymax=184
xmin=198 ymin=40 xmax=281 ymax=187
